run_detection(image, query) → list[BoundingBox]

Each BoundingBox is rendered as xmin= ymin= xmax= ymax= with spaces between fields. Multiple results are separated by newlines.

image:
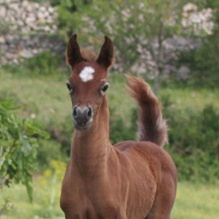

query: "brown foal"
xmin=60 ymin=35 xmax=177 ymax=219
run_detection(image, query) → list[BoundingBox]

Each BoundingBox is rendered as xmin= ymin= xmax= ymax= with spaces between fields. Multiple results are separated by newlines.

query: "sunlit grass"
xmin=0 ymin=160 xmax=66 ymax=219
xmin=0 ymin=181 xmax=64 ymax=219
xmin=1 ymin=180 xmax=219 ymax=219
xmin=0 ymin=69 xmax=71 ymax=126
xmin=172 ymin=182 xmax=219 ymax=219
xmin=1 ymin=70 xmax=218 ymax=127
xmin=162 ymin=87 xmax=219 ymax=110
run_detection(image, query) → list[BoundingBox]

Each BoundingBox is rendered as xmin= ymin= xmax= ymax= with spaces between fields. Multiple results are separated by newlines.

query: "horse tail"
xmin=126 ymin=74 xmax=168 ymax=147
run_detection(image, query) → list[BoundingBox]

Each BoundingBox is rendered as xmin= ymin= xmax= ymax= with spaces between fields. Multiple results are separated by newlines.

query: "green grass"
xmin=172 ymin=182 xmax=219 ymax=219
xmin=1 ymin=70 xmax=219 ymax=127
xmin=0 ymin=69 xmax=71 ymax=126
xmin=1 ymin=69 xmax=219 ymax=218
xmin=1 ymin=180 xmax=219 ymax=219
xmin=0 ymin=180 xmax=64 ymax=219
xmin=161 ymin=87 xmax=219 ymax=110
xmin=0 ymin=160 xmax=66 ymax=219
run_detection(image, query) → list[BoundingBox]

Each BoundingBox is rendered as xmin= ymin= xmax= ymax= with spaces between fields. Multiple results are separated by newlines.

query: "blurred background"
xmin=0 ymin=0 xmax=218 ymax=218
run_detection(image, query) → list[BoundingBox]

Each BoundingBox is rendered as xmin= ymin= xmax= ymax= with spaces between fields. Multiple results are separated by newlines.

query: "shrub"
xmin=56 ymin=0 xmax=93 ymax=42
xmin=0 ymin=99 xmax=48 ymax=201
xmin=179 ymin=38 xmax=219 ymax=88
xmin=46 ymin=114 xmax=73 ymax=156
xmin=178 ymin=0 xmax=219 ymax=88
xmin=24 ymin=52 xmax=61 ymax=76
xmin=36 ymin=139 xmax=67 ymax=171
xmin=109 ymin=106 xmax=137 ymax=144
xmin=3 ymin=51 xmax=62 ymax=77
xmin=161 ymin=95 xmax=219 ymax=183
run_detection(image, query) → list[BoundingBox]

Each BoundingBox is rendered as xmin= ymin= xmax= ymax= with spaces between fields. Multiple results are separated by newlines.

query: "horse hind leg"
xmin=145 ymin=196 xmax=173 ymax=219
xmin=145 ymin=177 xmax=177 ymax=219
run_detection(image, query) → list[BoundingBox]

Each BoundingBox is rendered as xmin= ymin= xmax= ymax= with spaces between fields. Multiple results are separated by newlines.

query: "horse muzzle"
xmin=72 ymin=106 xmax=93 ymax=130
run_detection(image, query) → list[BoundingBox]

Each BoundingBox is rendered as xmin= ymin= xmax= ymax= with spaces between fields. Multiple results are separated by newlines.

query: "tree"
xmin=84 ymin=0 xmax=185 ymax=93
xmin=178 ymin=0 xmax=219 ymax=88
xmin=56 ymin=0 xmax=93 ymax=42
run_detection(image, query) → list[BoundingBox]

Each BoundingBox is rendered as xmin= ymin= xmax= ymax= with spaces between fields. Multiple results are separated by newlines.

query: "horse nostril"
xmin=87 ymin=107 xmax=92 ymax=119
xmin=73 ymin=107 xmax=78 ymax=119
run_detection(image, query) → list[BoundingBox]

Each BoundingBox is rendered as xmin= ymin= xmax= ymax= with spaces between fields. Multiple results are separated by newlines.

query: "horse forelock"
xmin=81 ymin=49 xmax=97 ymax=62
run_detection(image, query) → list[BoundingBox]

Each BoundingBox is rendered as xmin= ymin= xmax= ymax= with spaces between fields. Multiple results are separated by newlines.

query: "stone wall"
xmin=0 ymin=0 xmax=65 ymax=65
xmin=132 ymin=36 xmax=201 ymax=80
xmin=0 ymin=1 xmax=213 ymax=79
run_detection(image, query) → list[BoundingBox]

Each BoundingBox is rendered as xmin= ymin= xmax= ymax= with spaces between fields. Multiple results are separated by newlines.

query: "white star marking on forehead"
xmin=79 ymin=66 xmax=95 ymax=82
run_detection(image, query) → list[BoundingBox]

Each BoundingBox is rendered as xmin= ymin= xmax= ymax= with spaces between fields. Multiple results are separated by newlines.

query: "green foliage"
xmin=178 ymin=0 xmax=219 ymax=88
xmin=0 ymin=198 xmax=13 ymax=217
xmin=36 ymin=139 xmax=66 ymax=171
xmin=0 ymin=20 xmax=10 ymax=36
xmin=85 ymin=0 xmax=184 ymax=71
xmin=0 ymin=162 xmax=66 ymax=218
xmin=55 ymin=0 xmax=187 ymax=94
xmin=46 ymin=114 xmax=73 ymax=156
xmin=56 ymin=0 xmax=92 ymax=42
xmin=161 ymin=95 xmax=219 ymax=183
xmin=55 ymin=0 xmax=184 ymax=69
xmin=179 ymin=37 xmax=219 ymax=88
xmin=0 ymin=99 xmax=48 ymax=201
xmin=109 ymin=106 xmax=137 ymax=144
xmin=3 ymin=51 xmax=62 ymax=77
xmin=23 ymin=52 xmax=61 ymax=76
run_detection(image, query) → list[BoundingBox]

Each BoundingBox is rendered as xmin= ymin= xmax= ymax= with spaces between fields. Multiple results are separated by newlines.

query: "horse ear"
xmin=97 ymin=36 xmax=113 ymax=69
xmin=66 ymin=34 xmax=84 ymax=68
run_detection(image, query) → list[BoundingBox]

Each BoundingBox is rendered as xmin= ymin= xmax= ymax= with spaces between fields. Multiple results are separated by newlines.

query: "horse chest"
xmin=61 ymin=173 xmax=124 ymax=218
xmin=61 ymin=189 xmax=125 ymax=219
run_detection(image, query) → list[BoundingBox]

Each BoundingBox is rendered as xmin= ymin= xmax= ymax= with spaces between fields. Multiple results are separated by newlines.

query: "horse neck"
xmin=70 ymin=97 xmax=111 ymax=178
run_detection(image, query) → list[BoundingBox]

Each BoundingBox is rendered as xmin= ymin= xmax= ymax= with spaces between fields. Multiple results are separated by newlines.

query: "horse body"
xmin=60 ymin=35 xmax=177 ymax=219
xmin=61 ymin=141 xmax=176 ymax=219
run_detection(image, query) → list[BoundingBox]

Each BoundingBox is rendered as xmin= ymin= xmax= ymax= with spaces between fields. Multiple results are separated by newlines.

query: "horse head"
xmin=66 ymin=34 xmax=113 ymax=131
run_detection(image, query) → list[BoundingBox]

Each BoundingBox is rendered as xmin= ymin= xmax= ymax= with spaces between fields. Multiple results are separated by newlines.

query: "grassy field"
xmin=1 ymin=180 xmax=219 ymax=219
xmin=1 ymin=70 xmax=219 ymax=125
xmin=1 ymin=69 xmax=219 ymax=218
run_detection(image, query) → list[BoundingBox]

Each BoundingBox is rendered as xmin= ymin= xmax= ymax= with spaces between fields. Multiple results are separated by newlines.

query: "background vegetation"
xmin=0 ymin=0 xmax=218 ymax=218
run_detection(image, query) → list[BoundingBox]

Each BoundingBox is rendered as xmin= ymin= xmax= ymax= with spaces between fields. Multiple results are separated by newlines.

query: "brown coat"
xmin=60 ymin=35 xmax=177 ymax=219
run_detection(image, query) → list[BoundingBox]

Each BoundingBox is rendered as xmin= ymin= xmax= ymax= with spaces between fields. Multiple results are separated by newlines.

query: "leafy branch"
xmin=0 ymin=99 xmax=48 ymax=203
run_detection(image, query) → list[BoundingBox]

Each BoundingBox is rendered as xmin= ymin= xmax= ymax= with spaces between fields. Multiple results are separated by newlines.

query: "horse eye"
xmin=101 ymin=83 xmax=109 ymax=95
xmin=66 ymin=81 xmax=73 ymax=92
